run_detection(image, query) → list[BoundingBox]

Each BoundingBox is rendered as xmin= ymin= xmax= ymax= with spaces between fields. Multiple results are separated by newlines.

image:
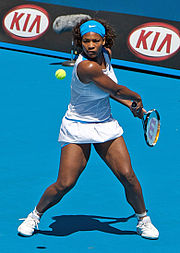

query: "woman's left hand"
xmin=130 ymin=102 xmax=147 ymax=119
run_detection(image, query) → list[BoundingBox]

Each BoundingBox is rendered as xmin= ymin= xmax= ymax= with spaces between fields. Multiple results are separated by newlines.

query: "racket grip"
xmin=131 ymin=101 xmax=143 ymax=115
xmin=131 ymin=101 xmax=137 ymax=108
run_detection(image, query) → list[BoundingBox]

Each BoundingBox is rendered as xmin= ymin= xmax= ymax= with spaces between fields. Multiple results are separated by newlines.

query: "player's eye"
xmin=82 ymin=39 xmax=90 ymax=43
xmin=92 ymin=39 xmax=100 ymax=43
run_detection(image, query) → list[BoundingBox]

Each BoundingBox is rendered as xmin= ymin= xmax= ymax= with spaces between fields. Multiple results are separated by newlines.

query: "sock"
xmin=136 ymin=211 xmax=147 ymax=220
xmin=32 ymin=207 xmax=43 ymax=220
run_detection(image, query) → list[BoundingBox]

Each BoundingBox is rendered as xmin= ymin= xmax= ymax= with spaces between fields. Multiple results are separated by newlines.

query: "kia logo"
xmin=3 ymin=4 xmax=50 ymax=41
xmin=128 ymin=22 xmax=180 ymax=61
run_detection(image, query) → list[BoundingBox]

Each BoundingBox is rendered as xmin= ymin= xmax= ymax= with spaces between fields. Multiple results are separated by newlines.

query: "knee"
xmin=120 ymin=169 xmax=140 ymax=188
xmin=55 ymin=178 xmax=76 ymax=194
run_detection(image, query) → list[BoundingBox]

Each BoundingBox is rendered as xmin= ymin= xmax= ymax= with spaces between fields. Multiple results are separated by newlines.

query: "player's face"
xmin=81 ymin=32 xmax=105 ymax=59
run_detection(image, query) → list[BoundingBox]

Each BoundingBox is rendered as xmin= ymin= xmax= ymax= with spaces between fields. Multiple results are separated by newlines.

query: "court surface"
xmin=0 ymin=1 xmax=180 ymax=253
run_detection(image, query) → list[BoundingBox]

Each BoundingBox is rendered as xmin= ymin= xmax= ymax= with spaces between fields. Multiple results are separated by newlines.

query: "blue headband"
xmin=80 ymin=20 xmax=106 ymax=38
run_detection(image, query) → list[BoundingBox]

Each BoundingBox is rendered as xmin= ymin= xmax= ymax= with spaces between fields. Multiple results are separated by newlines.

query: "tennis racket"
xmin=131 ymin=102 xmax=160 ymax=147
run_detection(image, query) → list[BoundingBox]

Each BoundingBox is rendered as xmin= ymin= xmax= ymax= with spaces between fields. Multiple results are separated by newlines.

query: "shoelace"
xmin=19 ymin=217 xmax=39 ymax=230
xmin=137 ymin=220 xmax=153 ymax=229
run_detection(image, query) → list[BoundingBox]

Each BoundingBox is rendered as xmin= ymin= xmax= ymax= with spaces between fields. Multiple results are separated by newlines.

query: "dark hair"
xmin=73 ymin=18 xmax=116 ymax=52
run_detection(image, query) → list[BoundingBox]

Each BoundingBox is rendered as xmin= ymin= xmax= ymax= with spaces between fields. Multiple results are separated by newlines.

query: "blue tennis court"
xmin=0 ymin=0 xmax=180 ymax=252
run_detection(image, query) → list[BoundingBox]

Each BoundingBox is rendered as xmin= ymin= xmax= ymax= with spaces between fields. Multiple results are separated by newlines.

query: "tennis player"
xmin=18 ymin=19 xmax=159 ymax=239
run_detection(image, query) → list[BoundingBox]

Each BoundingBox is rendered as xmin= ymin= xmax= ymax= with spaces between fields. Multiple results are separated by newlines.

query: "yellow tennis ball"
xmin=55 ymin=69 xmax=66 ymax=80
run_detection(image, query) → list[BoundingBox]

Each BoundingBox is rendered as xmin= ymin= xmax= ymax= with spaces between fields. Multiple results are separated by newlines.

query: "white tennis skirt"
xmin=58 ymin=116 xmax=123 ymax=147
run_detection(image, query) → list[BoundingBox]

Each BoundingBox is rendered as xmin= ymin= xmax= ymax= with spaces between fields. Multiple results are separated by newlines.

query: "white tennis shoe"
xmin=18 ymin=212 xmax=40 ymax=236
xmin=136 ymin=216 xmax=159 ymax=239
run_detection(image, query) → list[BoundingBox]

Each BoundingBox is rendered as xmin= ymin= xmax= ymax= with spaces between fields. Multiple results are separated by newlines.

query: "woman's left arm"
xmin=110 ymin=94 xmax=132 ymax=108
xmin=106 ymin=47 xmax=146 ymax=117
xmin=110 ymin=94 xmax=147 ymax=117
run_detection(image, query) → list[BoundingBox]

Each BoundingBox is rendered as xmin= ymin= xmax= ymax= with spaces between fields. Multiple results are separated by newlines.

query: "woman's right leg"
xmin=18 ymin=143 xmax=91 ymax=236
xmin=36 ymin=143 xmax=91 ymax=214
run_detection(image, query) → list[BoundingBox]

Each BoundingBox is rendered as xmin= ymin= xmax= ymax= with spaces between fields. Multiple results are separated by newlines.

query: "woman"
xmin=18 ymin=19 xmax=159 ymax=239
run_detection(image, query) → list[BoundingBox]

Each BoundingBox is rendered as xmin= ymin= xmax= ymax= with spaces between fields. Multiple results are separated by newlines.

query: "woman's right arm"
xmin=77 ymin=60 xmax=142 ymax=103
xmin=77 ymin=60 xmax=145 ymax=118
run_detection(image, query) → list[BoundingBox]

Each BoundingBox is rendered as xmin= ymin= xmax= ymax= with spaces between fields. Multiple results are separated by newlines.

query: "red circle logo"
xmin=128 ymin=22 xmax=180 ymax=61
xmin=3 ymin=4 xmax=50 ymax=41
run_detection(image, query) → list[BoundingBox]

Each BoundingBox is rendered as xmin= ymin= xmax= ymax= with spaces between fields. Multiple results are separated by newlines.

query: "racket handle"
xmin=131 ymin=101 xmax=144 ymax=116
xmin=131 ymin=101 xmax=137 ymax=108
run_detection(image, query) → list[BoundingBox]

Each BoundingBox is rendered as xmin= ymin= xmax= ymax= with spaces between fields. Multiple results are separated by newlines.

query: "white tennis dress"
xmin=58 ymin=49 xmax=123 ymax=147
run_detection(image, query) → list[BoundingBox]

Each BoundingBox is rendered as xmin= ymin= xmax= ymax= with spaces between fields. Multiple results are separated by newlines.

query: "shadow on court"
xmin=37 ymin=214 xmax=137 ymax=237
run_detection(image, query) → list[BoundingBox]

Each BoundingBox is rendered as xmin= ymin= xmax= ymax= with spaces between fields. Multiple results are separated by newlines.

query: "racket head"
xmin=143 ymin=109 xmax=160 ymax=147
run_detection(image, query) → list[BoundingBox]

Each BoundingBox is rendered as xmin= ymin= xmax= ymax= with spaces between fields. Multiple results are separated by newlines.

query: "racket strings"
xmin=143 ymin=109 xmax=160 ymax=146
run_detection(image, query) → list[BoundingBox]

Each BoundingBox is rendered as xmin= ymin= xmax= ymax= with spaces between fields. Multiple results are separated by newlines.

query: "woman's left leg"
xmin=94 ymin=136 xmax=146 ymax=214
xmin=94 ymin=136 xmax=159 ymax=239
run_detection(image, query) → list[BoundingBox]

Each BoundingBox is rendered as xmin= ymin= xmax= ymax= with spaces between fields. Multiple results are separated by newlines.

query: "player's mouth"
xmin=87 ymin=50 xmax=97 ymax=57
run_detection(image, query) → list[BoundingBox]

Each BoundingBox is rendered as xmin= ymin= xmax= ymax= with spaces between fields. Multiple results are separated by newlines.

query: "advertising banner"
xmin=0 ymin=0 xmax=179 ymax=78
